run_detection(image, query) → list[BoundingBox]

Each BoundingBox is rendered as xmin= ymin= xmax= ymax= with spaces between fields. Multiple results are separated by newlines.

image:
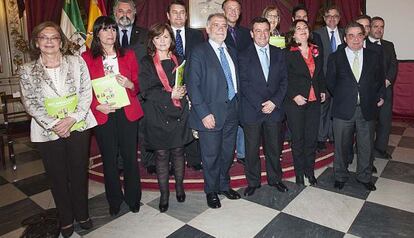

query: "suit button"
xmin=166 ymin=121 xmax=169 ymax=124
xmin=177 ymin=118 xmax=181 ymax=122
xmin=164 ymin=106 xmax=167 ymax=108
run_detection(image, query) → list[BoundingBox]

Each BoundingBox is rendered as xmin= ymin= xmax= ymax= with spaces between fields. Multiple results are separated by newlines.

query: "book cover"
xmin=175 ymin=60 xmax=186 ymax=87
xmin=91 ymin=74 xmax=130 ymax=108
xmin=44 ymin=93 xmax=86 ymax=132
xmin=269 ymin=36 xmax=286 ymax=49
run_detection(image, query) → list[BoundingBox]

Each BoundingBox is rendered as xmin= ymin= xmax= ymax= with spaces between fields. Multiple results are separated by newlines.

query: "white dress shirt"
xmin=327 ymin=26 xmax=342 ymax=48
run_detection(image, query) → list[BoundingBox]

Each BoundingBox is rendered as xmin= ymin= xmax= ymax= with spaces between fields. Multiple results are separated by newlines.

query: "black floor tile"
xmin=241 ymin=181 xmax=305 ymax=211
xmin=349 ymin=201 xmax=414 ymax=238
xmin=381 ymin=161 xmax=414 ymax=184
xmin=76 ymin=193 xmax=130 ymax=236
xmin=0 ymin=198 xmax=44 ymax=236
xmin=315 ymin=167 xmax=378 ymax=200
xmin=398 ymin=136 xmax=414 ymax=149
xmin=13 ymin=173 xmax=50 ymax=196
xmin=391 ymin=126 xmax=406 ymax=135
xmin=255 ymin=212 xmax=344 ymax=238
xmin=167 ymin=224 xmax=215 ymax=238
xmin=0 ymin=176 xmax=8 ymax=186
xmin=15 ymin=150 xmax=42 ymax=165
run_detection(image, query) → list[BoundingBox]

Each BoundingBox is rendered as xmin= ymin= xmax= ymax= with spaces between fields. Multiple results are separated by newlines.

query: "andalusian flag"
xmin=60 ymin=0 xmax=86 ymax=53
xmin=86 ymin=0 xmax=107 ymax=48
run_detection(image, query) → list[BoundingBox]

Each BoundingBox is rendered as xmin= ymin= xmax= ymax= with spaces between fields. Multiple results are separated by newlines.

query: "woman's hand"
xmin=293 ymin=95 xmax=308 ymax=106
xmin=171 ymin=86 xmax=186 ymax=100
xmin=52 ymin=117 xmax=76 ymax=138
xmin=116 ymin=74 xmax=134 ymax=90
xmin=96 ymin=102 xmax=119 ymax=114
xmin=320 ymin=93 xmax=326 ymax=103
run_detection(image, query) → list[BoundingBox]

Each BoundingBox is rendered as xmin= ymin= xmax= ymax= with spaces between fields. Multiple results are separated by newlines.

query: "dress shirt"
xmin=368 ymin=36 xmax=381 ymax=45
xmin=327 ymin=26 xmax=342 ymax=49
xmin=118 ymin=25 xmax=132 ymax=45
xmin=209 ymin=39 xmax=238 ymax=93
xmin=345 ymin=47 xmax=363 ymax=81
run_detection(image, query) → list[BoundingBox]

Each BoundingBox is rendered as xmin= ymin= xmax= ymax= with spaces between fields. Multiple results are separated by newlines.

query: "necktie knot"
xmin=176 ymin=29 xmax=181 ymax=34
xmin=122 ymin=29 xmax=127 ymax=34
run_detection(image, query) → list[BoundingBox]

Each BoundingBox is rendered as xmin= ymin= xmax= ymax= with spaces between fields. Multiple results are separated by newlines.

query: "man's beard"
xmin=118 ymin=16 xmax=133 ymax=27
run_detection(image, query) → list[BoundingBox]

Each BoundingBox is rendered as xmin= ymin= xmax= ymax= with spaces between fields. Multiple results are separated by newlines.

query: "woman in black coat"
xmin=139 ymin=23 xmax=192 ymax=212
xmin=284 ymin=20 xmax=326 ymax=186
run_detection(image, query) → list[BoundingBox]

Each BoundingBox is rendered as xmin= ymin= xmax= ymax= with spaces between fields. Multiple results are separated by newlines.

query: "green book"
xmin=175 ymin=60 xmax=186 ymax=87
xmin=91 ymin=74 xmax=130 ymax=108
xmin=44 ymin=93 xmax=86 ymax=132
xmin=269 ymin=36 xmax=286 ymax=49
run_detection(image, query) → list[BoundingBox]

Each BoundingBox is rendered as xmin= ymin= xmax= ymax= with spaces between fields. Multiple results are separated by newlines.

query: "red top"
xmin=81 ymin=50 xmax=144 ymax=125
xmin=302 ymin=47 xmax=317 ymax=102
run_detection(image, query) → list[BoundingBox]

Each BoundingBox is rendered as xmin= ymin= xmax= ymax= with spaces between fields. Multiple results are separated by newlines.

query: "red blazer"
xmin=81 ymin=50 xmax=144 ymax=125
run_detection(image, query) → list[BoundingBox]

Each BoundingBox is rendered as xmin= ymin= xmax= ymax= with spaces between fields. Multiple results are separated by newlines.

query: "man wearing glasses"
xmin=314 ymin=6 xmax=344 ymax=152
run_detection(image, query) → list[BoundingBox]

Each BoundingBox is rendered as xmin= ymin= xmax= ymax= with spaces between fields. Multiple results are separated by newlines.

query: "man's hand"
xmin=385 ymin=79 xmax=391 ymax=88
xmin=293 ymin=95 xmax=307 ymax=106
xmin=202 ymin=114 xmax=215 ymax=129
xmin=261 ymin=100 xmax=276 ymax=114
xmin=377 ymin=98 xmax=384 ymax=107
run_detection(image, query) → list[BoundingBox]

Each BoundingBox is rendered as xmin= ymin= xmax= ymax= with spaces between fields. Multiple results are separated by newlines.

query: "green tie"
xmin=352 ymin=51 xmax=360 ymax=81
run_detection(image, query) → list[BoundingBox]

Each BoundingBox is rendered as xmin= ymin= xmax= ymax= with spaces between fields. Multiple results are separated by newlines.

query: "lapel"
xmin=226 ymin=45 xmax=239 ymax=87
xmin=338 ymin=48 xmax=358 ymax=82
xmin=359 ymin=48 xmax=370 ymax=81
xmin=130 ymin=26 xmax=143 ymax=45
xmin=292 ymin=50 xmax=312 ymax=79
xmin=206 ymin=43 xmax=226 ymax=80
xmin=33 ymin=59 xmax=59 ymax=95
xmin=321 ymin=28 xmax=332 ymax=55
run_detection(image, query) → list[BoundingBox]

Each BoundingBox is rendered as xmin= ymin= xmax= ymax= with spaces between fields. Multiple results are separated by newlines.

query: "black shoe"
xmin=237 ymin=158 xmax=246 ymax=166
xmin=296 ymin=175 xmax=305 ymax=186
xmin=270 ymin=182 xmax=288 ymax=192
xmin=218 ymin=188 xmax=241 ymax=200
xmin=176 ymin=193 xmax=186 ymax=203
xmin=244 ymin=185 xmax=261 ymax=196
xmin=109 ymin=204 xmax=121 ymax=216
xmin=159 ymin=202 xmax=169 ymax=212
xmin=146 ymin=165 xmax=156 ymax=174
xmin=334 ymin=180 xmax=345 ymax=190
xmin=317 ymin=141 xmax=327 ymax=152
xmin=306 ymin=175 xmax=318 ymax=186
xmin=129 ymin=203 xmax=141 ymax=213
xmin=374 ymin=149 xmax=392 ymax=159
xmin=61 ymin=225 xmax=74 ymax=238
xmin=206 ymin=192 xmax=221 ymax=208
xmin=79 ymin=218 xmax=93 ymax=230
xmin=356 ymin=179 xmax=376 ymax=191
xmin=189 ymin=163 xmax=203 ymax=171
xmin=372 ymin=165 xmax=378 ymax=174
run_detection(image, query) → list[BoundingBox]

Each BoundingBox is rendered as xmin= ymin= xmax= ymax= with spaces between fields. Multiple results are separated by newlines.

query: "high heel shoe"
xmin=176 ymin=193 xmax=186 ymax=203
xmin=296 ymin=175 xmax=305 ymax=186
xmin=159 ymin=202 xmax=169 ymax=212
xmin=159 ymin=192 xmax=169 ymax=212
xmin=306 ymin=175 xmax=318 ymax=186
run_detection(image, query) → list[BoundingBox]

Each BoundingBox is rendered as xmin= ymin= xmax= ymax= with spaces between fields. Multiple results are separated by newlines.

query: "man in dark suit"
xmin=166 ymin=0 xmax=204 ymax=171
xmin=327 ymin=22 xmax=385 ymax=191
xmin=186 ymin=13 xmax=241 ymax=208
xmin=314 ymin=6 xmax=344 ymax=152
xmin=114 ymin=0 xmax=152 ymax=172
xmin=369 ymin=16 xmax=398 ymax=160
xmin=239 ymin=17 xmax=288 ymax=196
xmin=222 ymin=0 xmax=252 ymax=165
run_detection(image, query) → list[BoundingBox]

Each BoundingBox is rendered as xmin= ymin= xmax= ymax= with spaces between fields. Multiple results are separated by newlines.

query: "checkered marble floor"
xmin=1 ymin=120 xmax=414 ymax=238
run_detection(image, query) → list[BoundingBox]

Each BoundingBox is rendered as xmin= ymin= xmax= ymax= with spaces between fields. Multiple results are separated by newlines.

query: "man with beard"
xmin=114 ymin=0 xmax=154 ymax=173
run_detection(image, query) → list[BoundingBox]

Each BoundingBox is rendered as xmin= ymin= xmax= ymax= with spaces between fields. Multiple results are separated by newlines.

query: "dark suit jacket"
xmin=183 ymin=27 xmax=205 ymax=60
xmin=326 ymin=47 xmax=385 ymax=121
xmin=125 ymin=25 xmax=148 ymax=62
xmin=284 ymin=45 xmax=326 ymax=104
xmin=239 ymin=44 xmax=287 ymax=124
xmin=378 ymin=39 xmax=398 ymax=85
xmin=185 ymin=42 xmax=239 ymax=131
xmin=224 ymin=24 xmax=252 ymax=52
xmin=313 ymin=27 xmax=345 ymax=75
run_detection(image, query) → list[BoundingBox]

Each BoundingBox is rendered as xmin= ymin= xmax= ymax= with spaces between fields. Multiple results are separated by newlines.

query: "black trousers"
xmin=318 ymin=94 xmax=334 ymax=142
xmin=36 ymin=130 xmax=91 ymax=227
xmin=94 ymin=109 xmax=141 ymax=208
xmin=333 ymin=106 xmax=375 ymax=183
xmin=375 ymin=87 xmax=393 ymax=152
xmin=285 ymin=101 xmax=320 ymax=177
xmin=244 ymin=121 xmax=282 ymax=187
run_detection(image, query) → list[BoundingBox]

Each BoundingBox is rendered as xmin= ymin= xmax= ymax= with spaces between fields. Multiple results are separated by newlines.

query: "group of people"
xmin=18 ymin=0 xmax=396 ymax=237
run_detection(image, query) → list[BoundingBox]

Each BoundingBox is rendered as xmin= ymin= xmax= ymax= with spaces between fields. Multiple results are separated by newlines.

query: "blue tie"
xmin=175 ymin=29 xmax=184 ymax=58
xmin=218 ymin=47 xmax=236 ymax=100
xmin=330 ymin=30 xmax=337 ymax=52
xmin=259 ymin=48 xmax=269 ymax=81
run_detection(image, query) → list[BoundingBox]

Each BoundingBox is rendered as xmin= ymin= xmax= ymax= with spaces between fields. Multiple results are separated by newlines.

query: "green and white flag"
xmin=60 ymin=0 xmax=86 ymax=54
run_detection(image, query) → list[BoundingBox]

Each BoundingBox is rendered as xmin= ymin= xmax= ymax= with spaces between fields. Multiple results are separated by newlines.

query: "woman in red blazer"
xmin=82 ymin=16 xmax=143 ymax=216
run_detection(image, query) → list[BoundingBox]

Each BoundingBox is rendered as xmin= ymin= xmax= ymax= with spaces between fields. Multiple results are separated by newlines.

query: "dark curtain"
xmin=25 ymin=0 xmax=63 ymax=38
xmin=333 ymin=0 xmax=363 ymax=28
xmin=300 ymin=0 xmax=322 ymax=28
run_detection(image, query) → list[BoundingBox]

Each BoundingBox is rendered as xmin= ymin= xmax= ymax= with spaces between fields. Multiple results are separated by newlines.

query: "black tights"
xmin=154 ymin=147 xmax=185 ymax=205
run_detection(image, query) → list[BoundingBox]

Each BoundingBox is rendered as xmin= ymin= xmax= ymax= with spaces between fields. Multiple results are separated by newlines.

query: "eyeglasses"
xmin=37 ymin=36 xmax=61 ymax=43
xmin=266 ymin=14 xmax=280 ymax=19
xmin=325 ymin=15 xmax=340 ymax=19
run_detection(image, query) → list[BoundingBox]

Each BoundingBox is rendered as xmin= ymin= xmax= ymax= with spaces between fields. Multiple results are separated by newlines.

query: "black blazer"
xmin=183 ymin=27 xmax=205 ymax=60
xmin=185 ymin=42 xmax=240 ymax=131
xmin=379 ymin=39 xmax=398 ymax=84
xmin=126 ymin=25 xmax=148 ymax=62
xmin=284 ymin=45 xmax=325 ymax=104
xmin=313 ymin=27 xmax=345 ymax=75
xmin=326 ymin=47 xmax=385 ymax=121
xmin=239 ymin=44 xmax=287 ymax=124
xmin=224 ymin=24 xmax=252 ymax=52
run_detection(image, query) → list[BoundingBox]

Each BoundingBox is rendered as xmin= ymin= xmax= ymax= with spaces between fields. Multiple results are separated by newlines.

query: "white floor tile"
xmin=367 ymin=177 xmax=414 ymax=213
xmin=84 ymin=205 xmax=184 ymax=238
xmin=188 ymin=198 xmax=278 ymax=238
xmin=391 ymin=147 xmax=414 ymax=164
xmin=30 ymin=189 xmax=55 ymax=209
xmin=283 ymin=186 xmax=364 ymax=232
xmin=88 ymin=180 xmax=106 ymax=199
